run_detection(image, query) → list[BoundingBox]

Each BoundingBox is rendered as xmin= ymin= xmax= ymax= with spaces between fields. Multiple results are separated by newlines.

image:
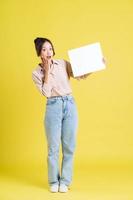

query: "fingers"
xmin=41 ymin=57 xmax=50 ymax=67
xmin=43 ymin=58 xmax=51 ymax=66
xmin=42 ymin=58 xmax=48 ymax=65
xmin=80 ymin=75 xmax=87 ymax=79
xmin=102 ymin=57 xmax=106 ymax=64
xmin=76 ymin=77 xmax=81 ymax=80
xmin=75 ymin=76 xmax=81 ymax=80
xmin=41 ymin=57 xmax=52 ymax=73
xmin=75 ymin=75 xmax=85 ymax=80
xmin=47 ymin=59 xmax=52 ymax=65
xmin=75 ymin=73 xmax=91 ymax=80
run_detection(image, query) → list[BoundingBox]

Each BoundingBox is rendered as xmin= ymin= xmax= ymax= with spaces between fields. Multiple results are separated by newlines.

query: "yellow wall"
xmin=0 ymin=0 xmax=133 ymax=174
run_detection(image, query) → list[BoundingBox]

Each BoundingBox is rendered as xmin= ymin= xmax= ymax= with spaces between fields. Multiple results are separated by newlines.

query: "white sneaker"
xmin=59 ymin=184 xmax=68 ymax=193
xmin=50 ymin=184 xmax=59 ymax=193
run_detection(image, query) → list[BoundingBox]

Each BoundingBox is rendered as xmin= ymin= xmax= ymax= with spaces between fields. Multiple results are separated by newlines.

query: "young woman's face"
xmin=40 ymin=41 xmax=54 ymax=61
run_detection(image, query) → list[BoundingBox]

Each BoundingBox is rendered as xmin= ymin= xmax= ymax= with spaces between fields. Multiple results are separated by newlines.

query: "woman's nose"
xmin=47 ymin=51 xmax=51 ymax=56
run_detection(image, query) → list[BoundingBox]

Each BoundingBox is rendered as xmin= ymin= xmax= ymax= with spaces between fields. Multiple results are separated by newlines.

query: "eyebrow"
xmin=42 ymin=47 xmax=52 ymax=49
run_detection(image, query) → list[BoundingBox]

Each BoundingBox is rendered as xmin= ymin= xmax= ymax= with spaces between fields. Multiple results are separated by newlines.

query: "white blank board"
xmin=68 ymin=42 xmax=106 ymax=77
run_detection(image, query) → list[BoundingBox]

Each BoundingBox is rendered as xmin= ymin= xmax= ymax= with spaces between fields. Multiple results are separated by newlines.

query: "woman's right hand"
xmin=41 ymin=57 xmax=52 ymax=73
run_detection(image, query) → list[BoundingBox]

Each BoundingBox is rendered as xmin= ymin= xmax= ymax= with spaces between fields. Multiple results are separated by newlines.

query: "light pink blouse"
xmin=32 ymin=59 xmax=74 ymax=98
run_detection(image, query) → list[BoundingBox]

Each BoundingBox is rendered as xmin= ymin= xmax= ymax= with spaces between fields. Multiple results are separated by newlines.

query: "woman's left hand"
xmin=75 ymin=73 xmax=92 ymax=80
xmin=102 ymin=57 xmax=107 ymax=64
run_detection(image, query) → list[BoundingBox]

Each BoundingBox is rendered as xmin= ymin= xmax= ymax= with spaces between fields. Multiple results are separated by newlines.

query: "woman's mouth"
xmin=47 ymin=56 xmax=51 ymax=59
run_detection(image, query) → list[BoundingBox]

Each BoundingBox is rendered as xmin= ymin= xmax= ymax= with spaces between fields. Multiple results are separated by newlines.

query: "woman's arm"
xmin=65 ymin=60 xmax=74 ymax=79
xmin=32 ymin=71 xmax=52 ymax=97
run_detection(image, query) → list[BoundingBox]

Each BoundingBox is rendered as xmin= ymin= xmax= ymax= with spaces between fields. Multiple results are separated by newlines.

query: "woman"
xmin=32 ymin=37 xmax=91 ymax=193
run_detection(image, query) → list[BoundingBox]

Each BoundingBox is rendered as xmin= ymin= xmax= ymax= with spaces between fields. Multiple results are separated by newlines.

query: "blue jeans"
xmin=44 ymin=95 xmax=78 ymax=186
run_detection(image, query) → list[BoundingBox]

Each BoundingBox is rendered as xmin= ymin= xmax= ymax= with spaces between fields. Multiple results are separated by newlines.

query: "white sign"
xmin=68 ymin=42 xmax=106 ymax=77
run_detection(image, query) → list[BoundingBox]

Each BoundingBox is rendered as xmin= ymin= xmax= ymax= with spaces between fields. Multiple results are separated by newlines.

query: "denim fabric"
xmin=44 ymin=95 xmax=78 ymax=186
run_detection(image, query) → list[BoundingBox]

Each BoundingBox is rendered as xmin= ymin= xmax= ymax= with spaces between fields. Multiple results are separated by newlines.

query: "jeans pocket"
xmin=46 ymin=99 xmax=57 ymax=106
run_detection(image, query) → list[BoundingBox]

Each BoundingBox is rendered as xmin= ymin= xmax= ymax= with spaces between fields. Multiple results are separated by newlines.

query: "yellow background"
xmin=0 ymin=0 xmax=133 ymax=199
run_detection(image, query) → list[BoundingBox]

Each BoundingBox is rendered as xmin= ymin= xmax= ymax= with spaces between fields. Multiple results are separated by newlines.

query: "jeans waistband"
xmin=47 ymin=94 xmax=73 ymax=101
